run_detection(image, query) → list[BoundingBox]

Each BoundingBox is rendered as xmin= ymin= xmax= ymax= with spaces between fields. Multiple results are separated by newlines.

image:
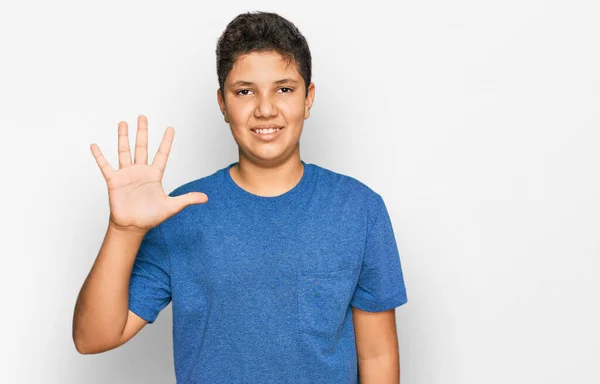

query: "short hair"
xmin=216 ymin=11 xmax=312 ymax=100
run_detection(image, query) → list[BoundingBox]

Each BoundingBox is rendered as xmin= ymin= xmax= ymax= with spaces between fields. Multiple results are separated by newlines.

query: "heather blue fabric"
xmin=128 ymin=160 xmax=408 ymax=383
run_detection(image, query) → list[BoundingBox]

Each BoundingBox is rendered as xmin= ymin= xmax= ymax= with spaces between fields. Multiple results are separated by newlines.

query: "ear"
xmin=304 ymin=82 xmax=315 ymax=120
xmin=217 ymin=88 xmax=229 ymax=123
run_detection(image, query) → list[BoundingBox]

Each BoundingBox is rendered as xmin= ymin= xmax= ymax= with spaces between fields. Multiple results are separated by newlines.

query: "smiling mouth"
xmin=250 ymin=127 xmax=283 ymax=141
xmin=251 ymin=127 xmax=283 ymax=134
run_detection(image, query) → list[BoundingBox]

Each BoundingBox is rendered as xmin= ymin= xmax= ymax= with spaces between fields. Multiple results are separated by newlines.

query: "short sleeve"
xmin=350 ymin=194 xmax=408 ymax=312
xmin=128 ymin=223 xmax=172 ymax=324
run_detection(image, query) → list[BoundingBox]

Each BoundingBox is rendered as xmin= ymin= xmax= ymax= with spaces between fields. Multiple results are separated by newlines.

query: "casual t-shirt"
xmin=128 ymin=160 xmax=408 ymax=383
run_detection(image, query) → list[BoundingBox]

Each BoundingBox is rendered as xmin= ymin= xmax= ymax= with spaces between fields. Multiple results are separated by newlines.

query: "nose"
xmin=254 ymin=93 xmax=278 ymax=118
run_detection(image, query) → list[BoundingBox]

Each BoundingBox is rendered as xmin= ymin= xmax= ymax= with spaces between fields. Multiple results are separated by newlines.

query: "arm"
xmin=75 ymin=115 xmax=206 ymax=354
xmin=72 ymin=223 xmax=149 ymax=354
xmin=353 ymin=307 xmax=400 ymax=384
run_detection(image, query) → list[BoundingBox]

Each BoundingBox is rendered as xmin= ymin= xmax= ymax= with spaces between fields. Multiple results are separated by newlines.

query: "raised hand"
xmin=90 ymin=115 xmax=208 ymax=234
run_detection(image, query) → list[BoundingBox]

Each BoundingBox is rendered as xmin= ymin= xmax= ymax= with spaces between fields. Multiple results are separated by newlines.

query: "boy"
xmin=74 ymin=11 xmax=407 ymax=384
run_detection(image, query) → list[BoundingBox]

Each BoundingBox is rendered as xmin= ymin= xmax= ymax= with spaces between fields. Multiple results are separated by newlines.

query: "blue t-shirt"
xmin=128 ymin=160 xmax=408 ymax=383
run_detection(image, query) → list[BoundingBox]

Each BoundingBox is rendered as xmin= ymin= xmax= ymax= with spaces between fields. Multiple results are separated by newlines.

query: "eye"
xmin=236 ymin=89 xmax=253 ymax=96
xmin=278 ymin=87 xmax=293 ymax=93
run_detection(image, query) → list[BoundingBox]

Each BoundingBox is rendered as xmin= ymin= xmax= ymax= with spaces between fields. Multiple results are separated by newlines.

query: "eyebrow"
xmin=230 ymin=78 xmax=300 ymax=88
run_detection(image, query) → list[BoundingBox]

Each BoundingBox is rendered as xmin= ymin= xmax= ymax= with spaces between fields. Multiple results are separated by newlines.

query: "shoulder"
xmin=166 ymin=166 xmax=225 ymax=198
xmin=156 ymin=166 xmax=228 ymax=232
xmin=308 ymin=162 xmax=384 ymax=209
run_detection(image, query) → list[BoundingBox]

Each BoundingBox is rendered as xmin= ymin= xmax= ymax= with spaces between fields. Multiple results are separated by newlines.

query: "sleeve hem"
xmin=350 ymin=290 xmax=407 ymax=312
xmin=129 ymin=299 xmax=158 ymax=324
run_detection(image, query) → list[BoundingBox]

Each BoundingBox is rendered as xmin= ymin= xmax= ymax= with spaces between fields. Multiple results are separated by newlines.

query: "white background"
xmin=1 ymin=0 xmax=598 ymax=383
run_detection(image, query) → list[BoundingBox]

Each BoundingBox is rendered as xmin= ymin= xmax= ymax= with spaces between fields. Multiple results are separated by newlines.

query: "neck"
xmin=229 ymin=154 xmax=304 ymax=197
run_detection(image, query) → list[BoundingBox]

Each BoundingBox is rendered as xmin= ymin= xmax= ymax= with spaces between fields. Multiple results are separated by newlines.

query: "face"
xmin=217 ymin=50 xmax=315 ymax=167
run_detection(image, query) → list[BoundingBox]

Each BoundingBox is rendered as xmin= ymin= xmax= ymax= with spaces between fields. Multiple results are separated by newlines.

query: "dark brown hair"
xmin=216 ymin=11 xmax=312 ymax=100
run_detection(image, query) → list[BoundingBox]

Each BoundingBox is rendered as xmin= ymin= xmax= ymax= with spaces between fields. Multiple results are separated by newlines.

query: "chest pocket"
xmin=298 ymin=268 xmax=357 ymax=338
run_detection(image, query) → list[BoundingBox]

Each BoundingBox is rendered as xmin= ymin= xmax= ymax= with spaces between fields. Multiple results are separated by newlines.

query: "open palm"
xmin=90 ymin=115 xmax=208 ymax=233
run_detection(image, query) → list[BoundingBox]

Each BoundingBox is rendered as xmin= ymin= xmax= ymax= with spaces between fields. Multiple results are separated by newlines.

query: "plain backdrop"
xmin=1 ymin=0 xmax=598 ymax=383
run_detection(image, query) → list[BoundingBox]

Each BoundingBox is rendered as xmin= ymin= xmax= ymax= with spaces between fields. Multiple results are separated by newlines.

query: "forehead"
xmin=227 ymin=51 xmax=301 ymax=83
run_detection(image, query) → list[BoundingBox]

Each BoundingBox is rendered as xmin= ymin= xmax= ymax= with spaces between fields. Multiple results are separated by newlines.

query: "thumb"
xmin=167 ymin=192 xmax=209 ymax=214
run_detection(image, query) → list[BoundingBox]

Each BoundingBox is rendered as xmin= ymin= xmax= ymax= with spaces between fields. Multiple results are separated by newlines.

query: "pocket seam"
xmin=298 ymin=267 xmax=353 ymax=279
xmin=298 ymin=268 xmax=354 ymax=338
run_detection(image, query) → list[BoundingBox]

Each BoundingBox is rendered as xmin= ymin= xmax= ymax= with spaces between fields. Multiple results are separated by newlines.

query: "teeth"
xmin=255 ymin=128 xmax=280 ymax=134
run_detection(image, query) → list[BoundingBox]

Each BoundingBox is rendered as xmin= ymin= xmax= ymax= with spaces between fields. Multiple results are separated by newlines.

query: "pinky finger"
xmin=90 ymin=143 xmax=116 ymax=181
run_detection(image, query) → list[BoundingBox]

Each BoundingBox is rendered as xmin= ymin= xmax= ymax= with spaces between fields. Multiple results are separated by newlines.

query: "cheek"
xmin=278 ymin=100 xmax=306 ymax=122
xmin=228 ymin=103 xmax=254 ymax=125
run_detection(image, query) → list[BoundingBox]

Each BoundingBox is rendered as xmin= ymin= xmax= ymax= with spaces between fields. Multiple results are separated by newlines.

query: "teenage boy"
xmin=74 ymin=11 xmax=407 ymax=384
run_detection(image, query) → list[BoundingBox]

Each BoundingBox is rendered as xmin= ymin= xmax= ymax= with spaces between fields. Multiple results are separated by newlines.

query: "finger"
xmin=117 ymin=121 xmax=132 ymax=168
xmin=134 ymin=115 xmax=149 ymax=165
xmin=151 ymin=126 xmax=174 ymax=174
xmin=167 ymin=192 xmax=209 ymax=215
xmin=90 ymin=143 xmax=116 ymax=181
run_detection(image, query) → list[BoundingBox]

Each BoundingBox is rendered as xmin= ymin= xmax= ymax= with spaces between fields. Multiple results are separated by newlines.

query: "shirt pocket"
xmin=298 ymin=268 xmax=356 ymax=338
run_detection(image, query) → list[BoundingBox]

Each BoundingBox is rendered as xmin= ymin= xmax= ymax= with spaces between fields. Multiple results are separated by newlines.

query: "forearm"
xmin=72 ymin=222 xmax=146 ymax=353
xmin=358 ymin=352 xmax=400 ymax=384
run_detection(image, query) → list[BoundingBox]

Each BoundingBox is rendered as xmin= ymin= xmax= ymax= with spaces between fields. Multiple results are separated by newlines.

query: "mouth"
xmin=250 ymin=127 xmax=284 ymax=141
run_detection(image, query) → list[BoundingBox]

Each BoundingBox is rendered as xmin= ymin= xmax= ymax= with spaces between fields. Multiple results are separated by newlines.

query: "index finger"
xmin=151 ymin=126 xmax=175 ymax=174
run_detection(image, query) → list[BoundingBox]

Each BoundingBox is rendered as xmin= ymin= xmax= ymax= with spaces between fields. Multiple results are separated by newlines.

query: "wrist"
xmin=107 ymin=220 xmax=148 ymax=238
